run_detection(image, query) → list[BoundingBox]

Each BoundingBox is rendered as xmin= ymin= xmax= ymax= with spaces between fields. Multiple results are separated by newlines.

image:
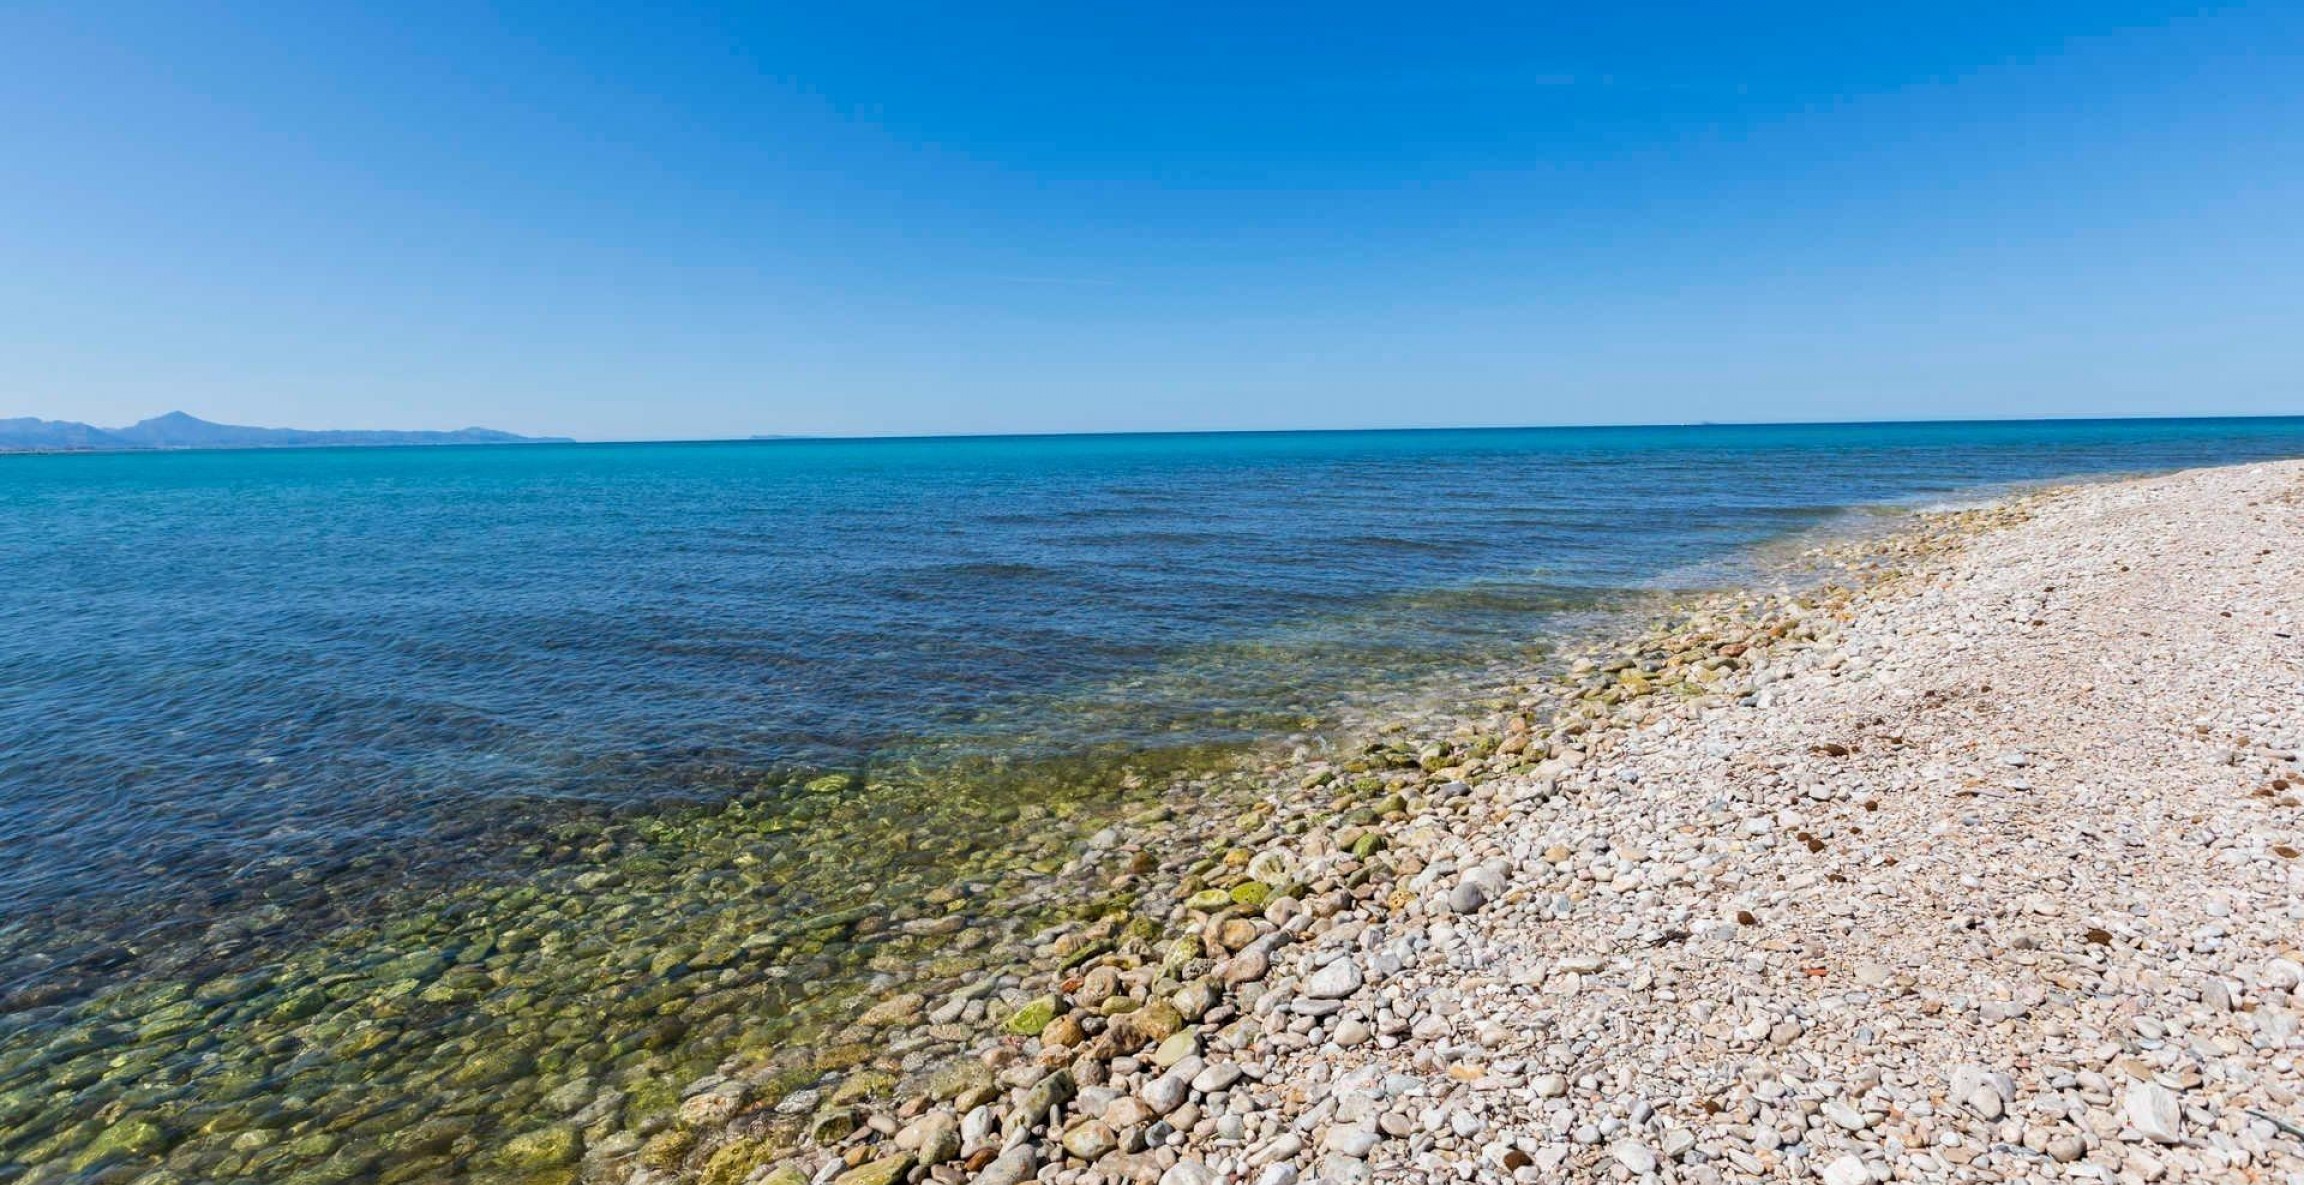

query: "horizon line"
xmin=5 ymin=409 xmax=2302 ymax=457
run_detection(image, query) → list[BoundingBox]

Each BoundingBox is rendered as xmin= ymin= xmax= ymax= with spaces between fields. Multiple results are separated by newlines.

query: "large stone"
xmin=1077 ymin=967 xmax=1122 ymax=1007
xmin=492 ymin=1126 xmax=581 ymax=1171
xmin=1172 ymin=979 xmax=1219 ymax=1020
xmin=1151 ymin=1029 xmax=1200 ymax=1068
xmin=1949 ymin=1065 xmax=2012 ymax=1107
xmin=1230 ymin=881 xmax=1273 ymax=909
xmin=976 ymin=1146 xmax=1038 ymax=1185
xmin=1821 ymin=1100 xmax=1866 ymax=1131
xmin=1185 ymin=889 xmax=1234 ymax=912
xmin=639 ymin=1128 xmax=698 ymax=1170
xmin=1161 ymin=1159 xmax=1218 ymax=1185
xmin=1302 ymin=957 xmax=1364 ymax=1000
xmin=1010 ymin=1068 xmax=1077 ymax=1134
xmin=1820 ymin=1154 xmax=1870 ymax=1185
xmin=1005 ymin=995 xmax=1062 ymax=1036
xmin=1609 ymin=1140 xmax=1657 ymax=1175
xmin=1141 ymin=1073 xmax=1189 ymax=1116
xmin=2124 ymin=1081 xmax=2183 ymax=1144
xmin=68 ymin=1119 xmax=171 ymax=1172
xmin=679 ymin=1084 xmax=751 ymax=1127
xmin=1104 ymin=1097 xmax=1154 ymax=1129
xmin=1105 ymin=1000 xmax=1184 ymax=1051
xmin=833 ymin=1152 xmax=915 ymax=1185
xmin=1190 ymin=1063 xmax=1243 ymax=1094
xmin=900 ymin=1111 xmax=961 ymax=1166
xmin=923 ymin=1055 xmax=995 ymax=1101
xmin=857 ymin=992 xmax=925 ymax=1028
xmin=1062 ymin=1119 xmax=1119 ymax=1161
xmin=1221 ymin=949 xmax=1271 ymax=986
xmin=698 ymin=1138 xmax=778 ymax=1185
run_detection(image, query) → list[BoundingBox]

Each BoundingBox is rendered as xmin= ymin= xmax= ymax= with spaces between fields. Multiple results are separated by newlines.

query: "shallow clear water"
xmin=5 ymin=417 xmax=2304 ymax=981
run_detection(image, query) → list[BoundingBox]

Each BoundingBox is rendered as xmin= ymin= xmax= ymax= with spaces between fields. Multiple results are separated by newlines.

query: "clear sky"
xmin=2 ymin=3 xmax=2299 ymax=439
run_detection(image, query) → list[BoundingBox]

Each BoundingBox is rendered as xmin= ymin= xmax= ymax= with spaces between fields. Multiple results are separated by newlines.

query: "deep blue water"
xmin=4 ymin=417 xmax=2303 ymax=968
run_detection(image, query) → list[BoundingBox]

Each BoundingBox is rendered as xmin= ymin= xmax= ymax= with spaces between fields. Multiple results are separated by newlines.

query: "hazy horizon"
xmin=11 ymin=407 xmax=2304 ymax=450
xmin=5 ymin=3 xmax=2301 ymax=438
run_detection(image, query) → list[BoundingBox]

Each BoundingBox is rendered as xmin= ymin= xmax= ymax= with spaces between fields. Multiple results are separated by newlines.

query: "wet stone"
xmin=833 ymin=1151 xmax=915 ymax=1185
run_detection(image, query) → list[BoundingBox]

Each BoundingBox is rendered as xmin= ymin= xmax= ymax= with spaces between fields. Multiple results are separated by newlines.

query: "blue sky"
xmin=2 ymin=2 xmax=2299 ymax=439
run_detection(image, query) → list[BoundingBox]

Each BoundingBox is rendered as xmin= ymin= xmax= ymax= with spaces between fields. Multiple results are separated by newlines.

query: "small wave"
xmin=1332 ymin=534 xmax=1471 ymax=555
xmin=910 ymin=561 xmax=1065 ymax=581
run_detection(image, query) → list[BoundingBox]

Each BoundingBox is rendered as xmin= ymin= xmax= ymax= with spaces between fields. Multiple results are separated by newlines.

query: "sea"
xmin=2 ymin=416 xmax=2301 ymax=1179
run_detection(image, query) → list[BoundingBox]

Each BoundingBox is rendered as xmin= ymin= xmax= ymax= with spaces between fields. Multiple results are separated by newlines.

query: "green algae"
xmin=0 ymin=741 xmax=1261 ymax=1183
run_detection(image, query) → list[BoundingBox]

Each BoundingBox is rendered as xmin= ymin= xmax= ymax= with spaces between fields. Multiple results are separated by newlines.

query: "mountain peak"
xmin=0 ymin=412 xmax=567 ymax=453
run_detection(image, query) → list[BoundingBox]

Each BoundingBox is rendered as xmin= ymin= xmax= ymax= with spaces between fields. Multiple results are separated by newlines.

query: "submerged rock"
xmin=1004 ymin=995 xmax=1061 ymax=1036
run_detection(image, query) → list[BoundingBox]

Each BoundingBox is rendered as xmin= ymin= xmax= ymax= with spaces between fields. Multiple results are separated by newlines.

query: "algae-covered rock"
xmin=451 ymin=1044 xmax=537 ymax=1088
xmin=69 ymin=1117 xmax=171 ymax=1170
xmin=1150 ymin=1030 xmax=1200 ymax=1068
xmin=492 ymin=1125 xmax=580 ymax=1171
xmin=268 ymin=987 xmax=329 ymax=1024
xmin=378 ymin=1118 xmax=467 ymax=1159
xmin=1003 ymin=994 xmax=1061 ymax=1036
xmin=285 ymin=1131 xmax=341 ymax=1159
xmin=833 ymin=1152 xmax=914 ymax=1185
xmin=922 ymin=1055 xmax=994 ymax=1101
xmin=809 ymin=1109 xmax=858 ymax=1145
xmin=698 ymin=1135 xmax=777 ymax=1185
xmin=1227 ymin=881 xmax=1272 ymax=909
xmin=855 ymin=992 xmax=924 ymax=1028
xmin=1105 ymin=999 xmax=1182 ymax=1051
xmin=1159 ymin=935 xmax=1202 ymax=976
xmin=198 ymin=968 xmax=274 ymax=995
xmin=830 ymin=1068 xmax=895 ymax=1106
xmin=1058 ymin=939 xmax=1115 ymax=970
xmin=640 ymin=1127 xmax=699 ymax=1168
xmin=810 ymin=1042 xmax=873 ymax=1072
xmin=1011 ymin=1069 xmax=1075 ymax=1133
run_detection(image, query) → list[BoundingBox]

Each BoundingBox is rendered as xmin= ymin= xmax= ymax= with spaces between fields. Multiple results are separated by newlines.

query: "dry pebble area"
xmin=669 ymin=460 xmax=2304 ymax=1185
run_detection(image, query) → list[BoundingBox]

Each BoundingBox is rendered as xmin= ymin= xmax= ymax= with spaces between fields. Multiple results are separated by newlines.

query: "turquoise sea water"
xmin=4 ymin=417 xmax=2304 ymax=994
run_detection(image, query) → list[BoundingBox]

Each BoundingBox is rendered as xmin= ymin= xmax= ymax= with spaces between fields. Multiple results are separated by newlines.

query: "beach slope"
xmin=907 ymin=460 xmax=2304 ymax=1185
xmin=652 ymin=461 xmax=2304 ymax=1185
xmin=1185 ymin=459 xmax=2304 ymax=1183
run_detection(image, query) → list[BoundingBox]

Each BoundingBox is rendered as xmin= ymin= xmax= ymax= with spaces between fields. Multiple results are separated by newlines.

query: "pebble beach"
xmin=639 ymin=459 xmax=2304 ymax=1185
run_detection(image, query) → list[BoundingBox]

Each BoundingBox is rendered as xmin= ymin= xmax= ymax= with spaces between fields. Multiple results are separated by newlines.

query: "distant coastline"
xmin=0 ymin=410 xmax=569 ymax=454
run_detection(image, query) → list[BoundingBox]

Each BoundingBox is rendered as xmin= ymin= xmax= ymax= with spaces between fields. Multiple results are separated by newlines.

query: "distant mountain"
xmin=0 ymin=412 xmax=569 ymax=453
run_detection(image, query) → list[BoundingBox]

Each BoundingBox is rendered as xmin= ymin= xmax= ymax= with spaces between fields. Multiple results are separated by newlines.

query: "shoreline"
xmin=645 ymin=459 xmax=2304 ymax=1185
xmin=11 ymin=459 xmax=2301 ymax=1184
xmin=609 ymin=488 xmax=2048 ymax=1183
